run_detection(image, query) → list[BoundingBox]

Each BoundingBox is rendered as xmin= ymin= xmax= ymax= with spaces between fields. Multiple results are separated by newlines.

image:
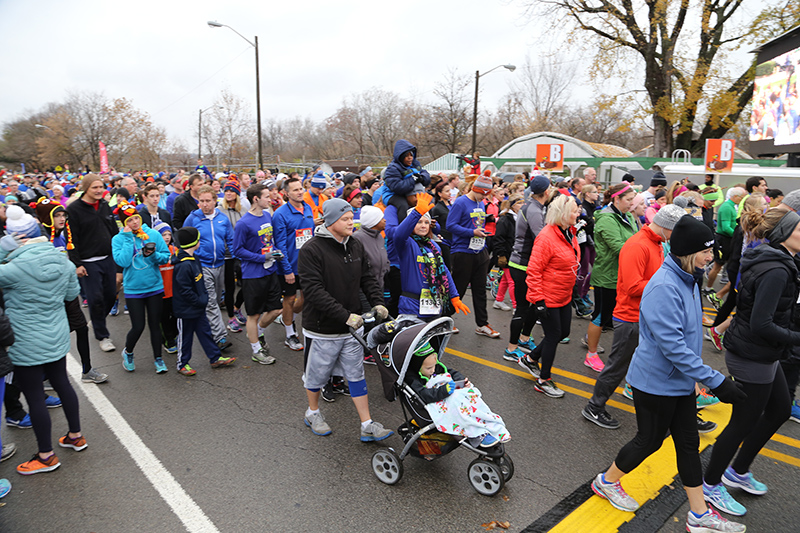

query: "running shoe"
xmin=697 ymin=389 xmax=720 ymax=409
xmin=331 ymin=379 xmax=350 ymax=396
xmin=479 ymin=434 xmax=500 ymax=448
xmin=591 ymin=473 xmax=639 ymax=512
xmin=503 ymin=347 xmax=525 ymax=362
xmin=81 ymin=299 xmax=88 ymax=307
xmin=5 ymin=414 xmax=31 ymax=429
xmin=227 ymin=317 xmax=243 ymax=333
xmin=45 ymin=395 xmax=62 ymax=409
xmin=517 ymin=338 xmax=536 ymax=352
xmin=217 ymin=337 xmax=233 ymax=351
xmin=81 ymin=368 xmax=109 ymax=384
xmin=584 ymin=353 xmax=605 ymax=372
xmin=722 ymin=467 xmax=767 ymax=495
xmin=622 ymin=383 xmax=634 ymax=400
xmin=791 ymin=399 xmax=800 ymax=423
xmin=476 ymin=324 xmax=501 ymax=338
xmin=703 ymin=315 xmax=715 ymax=327
xmin=709 ymin=327 xmax=724 ymax=351
xmin=363 ymin=353 xmax=377 ymax=365
xmin=165 ymin=344 xmax=178 ymax=354
xmin=123 ymin=304 xmax=129 ymax=314
xmin=697 ymin=414 xmax=717 ymax=433
xmin=178 ymin=364 xmax=197 ymax=376
xmin=304 ymin=411 xmax=331 ymax=436
xmin=122 ymin=349 xmax=135 ymax=371
xmin=1 ymin=443 xmax=17 ymax=463
xmin=252 ymin=347 xmax=276 ymax=365
xmin=583 ymin=295 xmax=594 ymax=307
xmin=109 ymin=299 xmax=120 ymax=316
xmin=559 ymin=337 xmax=570 ymax=344
xmin=154 ymin=358 xmax=168 ymax=374
xmin=581 ymin=334 xmax=605 ymax=354
xmin=0 ymin=479 xmax=9 ymax=499
xmin=99 ymin=338 xmax=116 ymax=352
xmin=17 ymin=453 xmax=60 ymax=475
xmin=534 ymin=378 xmax=565 ymax=398
xmin=686 ymin=508 xmax=746 ymax=533
xmin=284 ymin=335 xmax=303 ymax=351
xmin=234 ymin=309 xmax=247 ymax=325
xmin=58 ymin=434 xmax=88 ymax=452
xmin=275 ymin=314 xmax=284 ymax=326
xmin=493 ymin=300 xmax=512 ymax=311
xmin=211 ymin=356 xmax=236 ymax=368
xmin=321 ymin=383 xmax=336 ymax=403
xmin=706 ymin=291 xmax=724 ymax=311
xmin=582 ymin=404 xmax=620 ymax=430
xmin=518 ymin=355 xmax=541 ymax=379
xmin=360 ymin=421 xmax=393 ymax=442
xmin=703 ymin=482 xmax=747 ymax=516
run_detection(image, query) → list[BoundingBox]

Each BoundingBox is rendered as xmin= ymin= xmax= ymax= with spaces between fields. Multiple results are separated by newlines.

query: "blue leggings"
xmin=15 ymin=356 xmax=81 ymax=454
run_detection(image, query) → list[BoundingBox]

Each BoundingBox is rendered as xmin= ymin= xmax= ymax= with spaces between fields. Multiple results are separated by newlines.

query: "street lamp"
xmin=208 ymin=20 xmax=263 ymax=171
xmin=471 ymin=64 xmax=516 ymax=154
xmin=198 ymin=105 xmax=224 ymax=160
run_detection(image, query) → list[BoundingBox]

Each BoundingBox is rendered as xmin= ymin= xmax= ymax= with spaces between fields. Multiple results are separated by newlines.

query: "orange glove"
xmin=415 ymin=192 xmax=434 ymax=215
xmin=451 ymin=297 xmax=471 ymax=315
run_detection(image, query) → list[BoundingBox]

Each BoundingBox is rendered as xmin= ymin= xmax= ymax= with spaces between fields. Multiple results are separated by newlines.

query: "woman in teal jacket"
xmin=112 ymin=201 xmax=171 ymax=374
xmin=0 ymin=206 xmax=84 ymax=475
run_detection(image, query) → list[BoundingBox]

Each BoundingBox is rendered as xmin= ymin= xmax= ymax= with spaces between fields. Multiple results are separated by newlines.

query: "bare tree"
xmin=421 ymin=69 xmax=474 ymax=155
xmin=510 ymin=53 xmax=577 ymax=131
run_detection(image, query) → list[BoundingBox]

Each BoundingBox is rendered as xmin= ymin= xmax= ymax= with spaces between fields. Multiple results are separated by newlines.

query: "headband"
xmin=611 ymin=182 xmax=632 ymax=198
xmin=345 ymin=188 xmax=362 ymax=204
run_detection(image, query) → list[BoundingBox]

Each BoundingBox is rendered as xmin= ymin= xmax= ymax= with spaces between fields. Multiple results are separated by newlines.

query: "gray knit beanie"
xmin=652 ymin=204 xmax=687 ymax=230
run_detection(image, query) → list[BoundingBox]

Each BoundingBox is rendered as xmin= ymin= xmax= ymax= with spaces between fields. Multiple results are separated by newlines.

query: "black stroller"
xmin=355 ymin=316 xmax=513 ymax=496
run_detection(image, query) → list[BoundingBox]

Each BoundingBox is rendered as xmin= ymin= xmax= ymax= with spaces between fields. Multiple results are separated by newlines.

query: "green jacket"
xmin=0 ymin=238 xmax=80 ymax=366
xmin=590 ymin=206 xmax=637 ymax=289
xmin=717 ymin=199 xmax=737 ymax=237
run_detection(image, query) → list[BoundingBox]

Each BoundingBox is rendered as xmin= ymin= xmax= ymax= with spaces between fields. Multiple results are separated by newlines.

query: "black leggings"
xmin=704 ymin=366 xmax=791 ymax=485
xmin=160 ymin=297 xmax=178 ymax=349
xmin=712 ymin=289 xmax=737 ymax=328
xmin=615 ymin=388 xmax=702 ymax=487
xmin=15 ymin=356 xmax=81 ymax=454
xmin=224 ymin=258 xmax=244 ymax=317
xmin=509 ymin=267 xmax=537 ymax=344
xmin=528 ymin=304 xmax=571 ymax=380
xmin=125 ymin=294 xmax=163 ymax=359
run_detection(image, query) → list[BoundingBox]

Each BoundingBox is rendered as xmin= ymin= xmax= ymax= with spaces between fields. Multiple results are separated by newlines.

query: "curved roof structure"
xmin=491 ymin=131 xmax=633 ymax=159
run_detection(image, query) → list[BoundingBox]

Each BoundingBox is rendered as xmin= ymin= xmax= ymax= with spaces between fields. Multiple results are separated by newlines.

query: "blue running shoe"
xmin=479 ymin=434 xmax=499 ymax=448
xmin=122 ymin=349 xmax=135 ymax=372
xmin=722 ymin=467 xmax=767 ymax=495
xmin=227 ymin=317 xmax=243 ymax=333
xmin=0 ymin=479 xmax=10 ymax=499
xmin=6 ymin=414 xmax=32 ymax=429
xmin=503 ymin=347 xmax=525 ymax=362
xmin=622 ymin=383 xmax=634 ymax=400
xmin=165 ymin=344 xmax=178 ymax=354
xmin=517 ymin=338 xmax=537 ymax=352
xmin=791 ymin=399 xmax=800 ymax=423
xmin=703 ymin=482 xmax=747 ymax=516
xmin=154 ymin=358 xmax=168 ymax=374
xmin=109 ymin=299 xmax=120 ymax=316
xmin=44 ymin=396 xmax=62 ymax=409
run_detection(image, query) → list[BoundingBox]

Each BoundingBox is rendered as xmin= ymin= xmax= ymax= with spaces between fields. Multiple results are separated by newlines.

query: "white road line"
xmin=66 ymin=354 xmax=220 ymax=533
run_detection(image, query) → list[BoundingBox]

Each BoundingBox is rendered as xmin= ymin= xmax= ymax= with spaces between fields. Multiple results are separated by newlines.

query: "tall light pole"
xmin=471 ymin=64 xmax=516 ymax=154
xmin=208 ymin=21 xmax=263 ymax=171
xmin=198 ymin=105 xmax=224 ymax=160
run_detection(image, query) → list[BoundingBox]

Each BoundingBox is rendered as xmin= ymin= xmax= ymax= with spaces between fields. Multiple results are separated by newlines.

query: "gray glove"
xmin=0 ymin=235 xmax=21 ymax=252
xmin=372 ymin=305 xmax=389 ymax=320
xmin=346 ymin=313 xmax=364 ymax=329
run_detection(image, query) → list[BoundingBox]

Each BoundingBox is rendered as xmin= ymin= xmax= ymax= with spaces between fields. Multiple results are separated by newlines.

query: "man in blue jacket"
xmin=271 ymin=177 xmax=314 ymax=352
xmin=184 ymin=185 xmax=234 ymax=350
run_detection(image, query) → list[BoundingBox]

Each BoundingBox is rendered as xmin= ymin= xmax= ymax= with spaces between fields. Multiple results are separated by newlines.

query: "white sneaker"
xmin=99 ymin=338 xmax=116 ymax=352
xmin=492 ymin=301 xmax=512 ymax=311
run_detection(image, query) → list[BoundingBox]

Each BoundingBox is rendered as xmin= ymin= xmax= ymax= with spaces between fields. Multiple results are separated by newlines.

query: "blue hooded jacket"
xmin=626 ymin=254 xmax=725 ymax=396
xmin=383 ymin=140 xmax=430 ymax=200
xmin=112 ymin=224 xmax=171 ymax=295
xmin=184 ymin=208 xmax=234 ymax=268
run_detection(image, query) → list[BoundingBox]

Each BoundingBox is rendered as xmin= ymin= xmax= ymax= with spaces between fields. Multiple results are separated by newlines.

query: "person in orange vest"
xmin=303 ymin=173 xmax=329 ymax=227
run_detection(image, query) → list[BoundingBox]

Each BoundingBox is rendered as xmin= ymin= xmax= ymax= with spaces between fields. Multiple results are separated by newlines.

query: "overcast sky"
xmin=0 ymin=0 xmax=549 ymax=145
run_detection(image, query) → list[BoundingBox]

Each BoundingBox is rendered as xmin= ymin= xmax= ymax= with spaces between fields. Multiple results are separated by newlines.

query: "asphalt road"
xmin=0 ymin=291 xmax=798 ymax=533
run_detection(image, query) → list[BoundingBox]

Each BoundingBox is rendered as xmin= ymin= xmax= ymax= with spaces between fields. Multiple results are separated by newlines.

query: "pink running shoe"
xmin=584 ymin=353 xmax=605 ymax=372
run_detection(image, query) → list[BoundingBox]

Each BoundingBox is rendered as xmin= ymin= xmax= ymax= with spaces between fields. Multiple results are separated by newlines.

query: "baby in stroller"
xmin=406 ymin=341 xmax=510 ymax=448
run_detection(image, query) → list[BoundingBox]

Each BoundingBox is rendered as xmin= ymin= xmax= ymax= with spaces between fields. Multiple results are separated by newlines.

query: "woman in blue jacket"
xmin=387 ymin=192 xmax=469 ymax=320
xmin=590 ymin=216 xmax=747 ymax=533
xmin=112 ymin=201 xmax=171 ymax=374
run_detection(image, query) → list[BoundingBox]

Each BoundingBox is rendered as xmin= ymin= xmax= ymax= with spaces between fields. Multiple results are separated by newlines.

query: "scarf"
xmin=412 ymin=234 xmax=453 ymax=309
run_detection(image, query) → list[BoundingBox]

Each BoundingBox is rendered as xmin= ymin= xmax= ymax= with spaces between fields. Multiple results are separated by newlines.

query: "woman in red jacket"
xmin=518 ymin=194 xmax=581 ymax=398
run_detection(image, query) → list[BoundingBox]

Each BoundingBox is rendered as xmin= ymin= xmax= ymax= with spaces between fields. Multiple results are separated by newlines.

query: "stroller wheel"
xmin=372 ymin=448 xmax=403 ymax=485
xmin=494 ymin=453 xmax=514 ymax=482
xmin=467 ymin=458 xmax=505 ymax=496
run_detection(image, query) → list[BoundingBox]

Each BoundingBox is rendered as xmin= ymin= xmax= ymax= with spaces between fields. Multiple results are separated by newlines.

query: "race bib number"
xmin=295 ymin=228 xmax=312 ymax=250
xmin=469 ymin=237 xmax=485 ymax=251
xmin=419 ymin=289 xmax=441 ymax=316
xmin=576 ymin=229 xmax=587 ymax=245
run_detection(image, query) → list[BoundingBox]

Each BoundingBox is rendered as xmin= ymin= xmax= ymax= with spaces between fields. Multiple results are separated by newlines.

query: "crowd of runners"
xmin=0 ymin=141 xmax=798 ymax=532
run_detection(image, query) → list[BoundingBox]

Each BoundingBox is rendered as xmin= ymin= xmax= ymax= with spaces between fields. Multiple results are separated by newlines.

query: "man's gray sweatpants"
xmin=202 ymin=265 xmax=227 ymax=343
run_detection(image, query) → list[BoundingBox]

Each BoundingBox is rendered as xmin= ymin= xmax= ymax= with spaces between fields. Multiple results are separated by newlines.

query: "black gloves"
xmin=534 ymin=300 xmax=549 ymax=322
xmin=711 ymin=377 xmax=747 ymax=404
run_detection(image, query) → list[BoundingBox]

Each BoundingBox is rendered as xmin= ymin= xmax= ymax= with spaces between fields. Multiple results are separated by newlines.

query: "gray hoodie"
xmin=352 ymin=227 xmax=389 ymax=293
